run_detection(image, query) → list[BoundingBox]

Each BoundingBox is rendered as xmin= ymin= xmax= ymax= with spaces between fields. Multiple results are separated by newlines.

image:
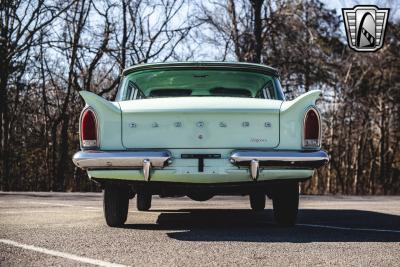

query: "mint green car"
xmin=73 ymin=62 xmax=328 ymax=227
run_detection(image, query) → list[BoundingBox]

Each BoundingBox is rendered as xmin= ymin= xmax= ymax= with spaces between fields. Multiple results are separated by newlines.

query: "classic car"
xmin=72 ymin=62 xmax=328 ymax=227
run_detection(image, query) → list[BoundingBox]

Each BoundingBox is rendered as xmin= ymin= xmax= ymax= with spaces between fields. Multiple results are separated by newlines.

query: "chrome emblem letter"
xmin=196 ymin=121 xmax=204 ymax=128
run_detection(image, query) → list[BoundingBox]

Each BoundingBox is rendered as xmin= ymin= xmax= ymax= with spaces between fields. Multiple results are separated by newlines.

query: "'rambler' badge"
xmin=342 ymin=5 xmax=390 ymax=52
xmin=251 ymin=138 xmax=267 ymax=143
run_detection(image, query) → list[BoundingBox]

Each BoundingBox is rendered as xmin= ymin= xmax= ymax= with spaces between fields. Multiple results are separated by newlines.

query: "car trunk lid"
xmin=119 ymin=97 xmax=282 ymax=149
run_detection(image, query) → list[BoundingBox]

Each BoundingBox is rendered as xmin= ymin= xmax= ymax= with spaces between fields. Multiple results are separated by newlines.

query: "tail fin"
xmin=279 ymin=90 xmax=322 ymax=150
xmin=280 ymin=90 xmax=322 ymax=113
xmin=79 ymin=91 xmax=120 ymax=114
xmin=78 ymin=91 xmax=122 ymax=150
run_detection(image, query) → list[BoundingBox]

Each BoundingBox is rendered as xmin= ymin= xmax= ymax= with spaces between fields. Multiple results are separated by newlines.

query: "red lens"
xmin=304 ymin=109 xmax=319 ymax=139
xmin=81 ymin=109 xmax=97 ymax=146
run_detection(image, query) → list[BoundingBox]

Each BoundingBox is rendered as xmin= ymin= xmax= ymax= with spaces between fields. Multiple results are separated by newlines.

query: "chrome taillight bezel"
xmin=79 ymin=106 xmax=100 ymax=150
xmin=302 ymin=106 xmax=322 ymax=149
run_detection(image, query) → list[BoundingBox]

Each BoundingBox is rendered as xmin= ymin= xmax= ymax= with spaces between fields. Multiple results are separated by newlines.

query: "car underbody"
xmin=94 ymin=179 xmax=310 ymax=198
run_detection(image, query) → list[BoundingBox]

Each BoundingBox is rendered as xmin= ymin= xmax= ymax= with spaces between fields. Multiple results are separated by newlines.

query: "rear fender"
xmin=79 ymin=91 xmax=123 ymax=150
xmin=279 ymin=90 xmax=322 ymax=149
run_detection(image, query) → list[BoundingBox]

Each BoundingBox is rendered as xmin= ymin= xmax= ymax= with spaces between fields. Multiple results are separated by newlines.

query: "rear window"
xmin=117 ymin=68 xmax=283 ymax=100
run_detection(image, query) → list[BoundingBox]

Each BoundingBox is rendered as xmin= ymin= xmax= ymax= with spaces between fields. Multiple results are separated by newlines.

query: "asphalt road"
xmin=1 ymin=193 xmax=400 ymax=266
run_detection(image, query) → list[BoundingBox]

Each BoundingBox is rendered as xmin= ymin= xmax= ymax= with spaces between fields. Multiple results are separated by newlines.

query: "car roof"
xmin=122 ymin=62 xmax=279 ymax=77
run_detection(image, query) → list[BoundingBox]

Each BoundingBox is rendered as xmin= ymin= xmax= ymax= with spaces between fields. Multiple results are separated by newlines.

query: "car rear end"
xmin=72 ymin=62 xmax=328 ymax=227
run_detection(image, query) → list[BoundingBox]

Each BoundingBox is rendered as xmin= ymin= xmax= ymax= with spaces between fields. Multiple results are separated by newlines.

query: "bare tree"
xmin=1 ymin=0 xmax=399 ymax=194
xmin=0 ymin=0 xmax=75 ymax=190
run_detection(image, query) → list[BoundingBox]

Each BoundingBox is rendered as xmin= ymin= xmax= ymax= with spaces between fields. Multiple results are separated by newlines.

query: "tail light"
xmin=302 ymin=107 xmax=321 ymax=148
xmin=80 ymin=107 xmax=98 ymax=148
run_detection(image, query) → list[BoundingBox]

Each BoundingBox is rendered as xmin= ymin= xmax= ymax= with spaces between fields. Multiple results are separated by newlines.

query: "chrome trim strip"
xmin=72 ymin=150 xmax=172 ymax=170
xmin=122 ymin=62 xmax=279 ymax=78
xmin=230 ymin=150 xmax=329 ymax=169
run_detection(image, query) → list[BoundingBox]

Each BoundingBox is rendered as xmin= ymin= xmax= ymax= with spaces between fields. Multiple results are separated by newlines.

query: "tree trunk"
xmin=0 ymin=63 xmax=10 ymax=190
xmin=250 ymin=0 xmax=263 ymax=63
xmin=54 ymin=115 xmax=70 ymax=191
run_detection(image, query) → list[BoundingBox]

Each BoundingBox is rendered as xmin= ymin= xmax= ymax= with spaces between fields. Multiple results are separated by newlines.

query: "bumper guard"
xmin=72 ymin=150 xmax=172 ymax=181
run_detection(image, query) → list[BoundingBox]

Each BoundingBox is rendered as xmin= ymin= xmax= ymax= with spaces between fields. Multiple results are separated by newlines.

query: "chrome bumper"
xmin=230 ymin=150 xmax=329 ymax=180
xmin=73 ymin=149 xmax=328 ymax=182
xmin=72 ymin=150 xmax=172 ymax=181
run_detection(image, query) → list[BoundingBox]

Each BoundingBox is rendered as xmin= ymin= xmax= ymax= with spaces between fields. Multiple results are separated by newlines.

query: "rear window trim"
xmin=123 ymin=63 xmax=279 ymax=78
xmin=117 ymin=67 xmax=284 ymax=101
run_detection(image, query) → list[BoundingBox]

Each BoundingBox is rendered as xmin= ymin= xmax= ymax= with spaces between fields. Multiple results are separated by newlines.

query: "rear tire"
xmin=272 ymin=181 xmax=299 ymax=226
xmin=103 ymin=185 xmax=129 ymax=227
xmin=249 ymin=193 xmax=266 ymax=211
xmin=137 ymin=192 xmax=152 ymax=211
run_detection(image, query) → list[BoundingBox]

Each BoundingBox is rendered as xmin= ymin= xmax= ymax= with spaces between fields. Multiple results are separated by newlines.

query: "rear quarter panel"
xmin=278 ymin=90 xmax=322 ymax=150
xmin=79 ymin=91 xmax=123 ymax=150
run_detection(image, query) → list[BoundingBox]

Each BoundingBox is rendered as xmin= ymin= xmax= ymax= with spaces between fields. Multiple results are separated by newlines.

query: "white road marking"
xmin=1 ymin=210 xmax=66 ymax=214
xmin=0 ymin=209 xmax=101 ymax=214
xmin=15 ymin=202 xmax=101 ymax=210
xmin=18 ymin=201 xmax=74 ymax=207
xmin=0 ymin=239 xmax=127 ymax=267
xmin=1 ymin=200 xmax=102 ymax=213
xmin=298 ymin=223 xmax=400 ymax=233
xmin=84 ymin=207 xmax=102 ymax=210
